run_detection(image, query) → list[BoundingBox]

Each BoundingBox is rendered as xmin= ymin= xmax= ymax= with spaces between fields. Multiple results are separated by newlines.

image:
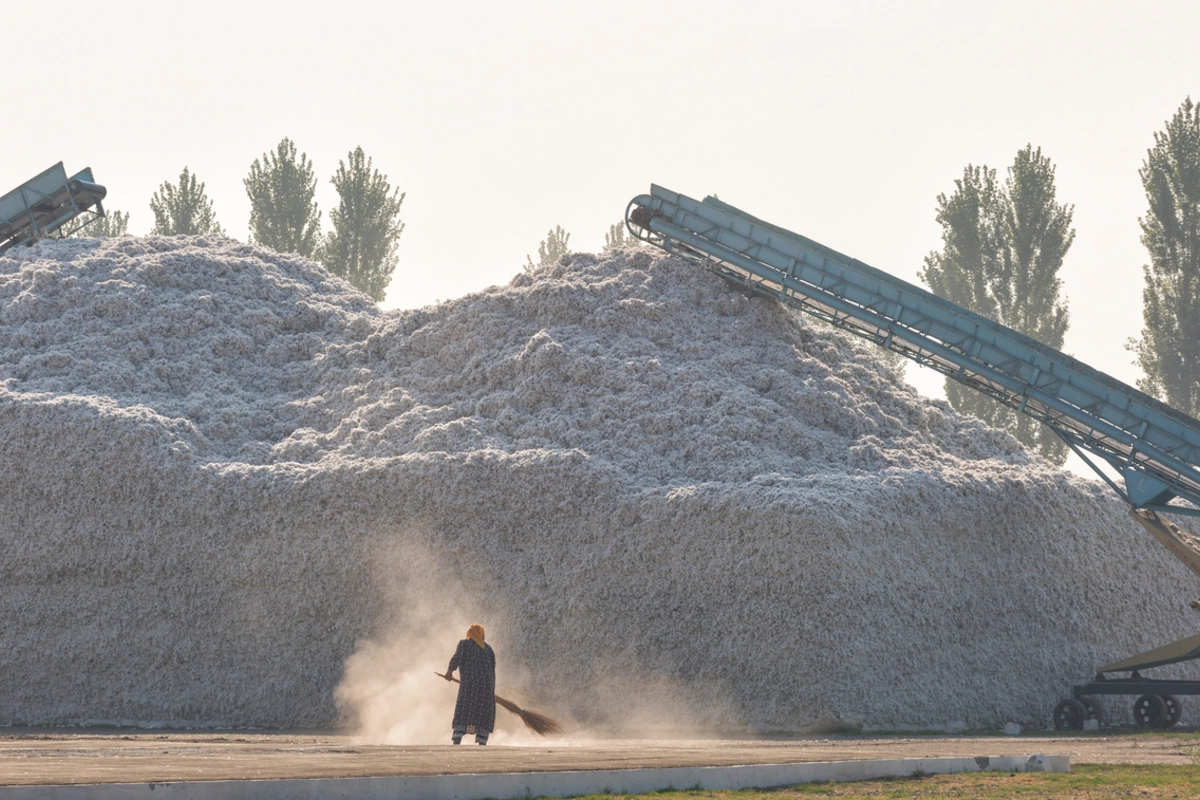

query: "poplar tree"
xmin=320 ymin=147 xmax=405 ymax=302
xmin=603 ymin=220 xmax=641 ymax=251
xmin=244 ymin=137 xmax=321 ymax=258
xmin=525 ymin=225 xmax=570 ymax=273
xmin=91 ymin=210 xmax=131 ymax=237
xmin=1129 ymin=97 xmax=1200 ymax=417
xmin=149 ymin=168 xmax=223 ymax=236
xmin=920 ymin=145 xmax=1074 ymax=464
xmin=70 ymin=209 xmax=130 ymax=237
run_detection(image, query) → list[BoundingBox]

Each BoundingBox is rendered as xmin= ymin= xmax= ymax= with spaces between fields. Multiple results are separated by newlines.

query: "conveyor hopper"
xmin=0 ymin=162 xmax=107 ymax=255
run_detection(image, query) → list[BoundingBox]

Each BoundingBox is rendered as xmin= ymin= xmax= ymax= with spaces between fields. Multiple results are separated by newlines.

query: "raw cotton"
xmin=1 ymin=235 xmax=1197 ymax=735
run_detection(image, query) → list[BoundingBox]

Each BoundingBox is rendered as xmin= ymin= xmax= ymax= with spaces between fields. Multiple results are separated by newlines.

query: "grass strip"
xmin=559 ymin=763 xmax=1200 ymax=799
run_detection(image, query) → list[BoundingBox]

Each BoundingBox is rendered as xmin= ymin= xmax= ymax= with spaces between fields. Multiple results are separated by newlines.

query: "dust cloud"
xmin=333 ymin=544 xmax=726 ymax=745
xmin=334 ymin=545 xmax=486 ymax=745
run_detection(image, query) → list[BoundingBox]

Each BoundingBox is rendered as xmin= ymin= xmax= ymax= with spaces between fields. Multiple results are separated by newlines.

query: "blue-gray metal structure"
xmin=626 ymin=185 xmax=1200 ymax=518
xmin=0 ymin=162 xmax=107 ymax=255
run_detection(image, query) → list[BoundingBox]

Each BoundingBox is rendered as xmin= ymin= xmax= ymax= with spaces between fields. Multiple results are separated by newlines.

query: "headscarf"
xmin=466 ymin=624 xmax=485 ymax=649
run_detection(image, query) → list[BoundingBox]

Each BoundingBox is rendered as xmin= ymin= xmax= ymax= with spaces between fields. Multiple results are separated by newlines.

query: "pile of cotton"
xmin=1 ymin=235 xmax=1196 ymax=733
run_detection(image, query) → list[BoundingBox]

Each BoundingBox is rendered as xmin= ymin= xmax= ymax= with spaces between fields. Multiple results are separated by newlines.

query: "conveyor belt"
xmin=0 ymin=162 xmax=106 ymax=254
xmin=627 ymin=185 xmax=1200 ymax=517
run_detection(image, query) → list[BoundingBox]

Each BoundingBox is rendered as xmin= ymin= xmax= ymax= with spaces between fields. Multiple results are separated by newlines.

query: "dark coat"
xmin=448 ymin=638 xmax=496 ymax=731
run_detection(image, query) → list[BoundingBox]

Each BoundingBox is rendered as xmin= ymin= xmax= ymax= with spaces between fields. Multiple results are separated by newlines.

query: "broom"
xmin=435 ymin=672 xmax=564 ymax=736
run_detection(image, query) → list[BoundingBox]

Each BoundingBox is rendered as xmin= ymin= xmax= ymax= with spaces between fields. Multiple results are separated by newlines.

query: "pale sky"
xmin=7 ymin=1 xmax=1200 ymax=477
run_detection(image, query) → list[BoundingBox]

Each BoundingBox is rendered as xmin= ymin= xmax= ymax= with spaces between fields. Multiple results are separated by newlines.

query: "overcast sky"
xmin=7 ymin=1 xmax=1199 ymax=475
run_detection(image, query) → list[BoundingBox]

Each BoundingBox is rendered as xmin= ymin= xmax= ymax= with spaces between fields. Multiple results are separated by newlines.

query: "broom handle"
xmin=436 ymin=672 xmax=563 ymax=736
xmin=435 ymin=671 xmax=521 ymax=711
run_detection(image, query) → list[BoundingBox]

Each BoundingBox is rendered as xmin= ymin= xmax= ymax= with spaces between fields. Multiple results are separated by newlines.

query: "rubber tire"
xmin=1134 ymin=694 xmax=1168 ymax=728
xmin=1160 ymin=695 xmax=1182 ymax=728
xmin=1053 ymin=698 xmax=1087 ymax=731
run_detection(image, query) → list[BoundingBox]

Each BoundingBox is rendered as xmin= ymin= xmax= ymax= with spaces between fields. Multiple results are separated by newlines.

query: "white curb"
xmin=0 ymin=754 xmax=1069 ymax=799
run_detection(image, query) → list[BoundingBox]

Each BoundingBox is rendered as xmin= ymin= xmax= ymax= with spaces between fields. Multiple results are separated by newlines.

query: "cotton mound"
xmin=1 ymin=236 xmax=1197 ymax=731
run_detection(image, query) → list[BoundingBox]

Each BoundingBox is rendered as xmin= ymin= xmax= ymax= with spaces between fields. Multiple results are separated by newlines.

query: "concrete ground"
xmin=1 ymin=729 xmax=1196 ymax=786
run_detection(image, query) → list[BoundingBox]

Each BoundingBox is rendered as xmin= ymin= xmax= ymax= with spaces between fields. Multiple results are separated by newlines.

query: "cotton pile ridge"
xmin=1 ymin=235 xmax=1197 ymax=732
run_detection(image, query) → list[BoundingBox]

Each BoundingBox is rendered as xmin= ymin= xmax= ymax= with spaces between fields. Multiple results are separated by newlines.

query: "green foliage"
xmin=319 ymin=146 xmax=405 ymax=302
xmin=603 ymin=220 xmax=641 ymax=251
xmin=91 ymin=209 xmax=131 ymax=237
xmin=525 ymin=225 xmax=571 ymax=273
xmin=244 ymin=137 xmax=321 ymax=258
xmin=69 ymin=208 xmax=130 ymax=238
xmin=920 ymin=145 xmax=1074 ymax=465
xmin=564 ymin=763 xmax=1200 ymax=798
xmin=1129 ymin=97 xmax=1200 ymax=417
xmin=149 ymin=167 xmax=224 ymax=236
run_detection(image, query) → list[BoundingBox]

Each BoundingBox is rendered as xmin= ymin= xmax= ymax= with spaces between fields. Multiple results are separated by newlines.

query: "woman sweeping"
xmin=442 ymin=624 xmax=496 ymax=745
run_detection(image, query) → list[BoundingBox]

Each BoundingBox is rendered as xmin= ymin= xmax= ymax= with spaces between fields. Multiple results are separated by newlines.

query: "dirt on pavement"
xmin=2 ymin=729 xmax=1197 ymax=786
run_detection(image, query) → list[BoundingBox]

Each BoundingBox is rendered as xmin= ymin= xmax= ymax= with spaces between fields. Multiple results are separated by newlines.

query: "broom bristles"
xmin=436 ymin=672 xmax=564 ymax=736
xmin=504 ymin=701 xmax=565 ymax=736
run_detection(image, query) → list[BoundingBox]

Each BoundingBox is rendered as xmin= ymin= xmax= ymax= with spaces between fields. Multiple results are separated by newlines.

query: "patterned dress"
xmin=448 ymin=638 xmax=496 ymax=732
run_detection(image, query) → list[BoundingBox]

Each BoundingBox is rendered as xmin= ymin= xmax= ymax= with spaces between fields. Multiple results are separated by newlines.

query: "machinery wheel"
xmin=1160 ymin=695 xmax=1182 ymax=728
xmin=1082 ymin=699 xmax=1099 ymax=721
xmin=1053 ymin=698 xmax=1087 ymax=731
xmin=1133 ymin=694 xmax=1168 ymax=728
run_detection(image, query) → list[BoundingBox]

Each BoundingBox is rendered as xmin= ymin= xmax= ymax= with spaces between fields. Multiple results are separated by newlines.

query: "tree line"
xmin=922 ymin=97 xmax=1200 ymax=464
xmin=83 ymin=139 xmax=404 ymax=302
xmin=522 ymin=219 xmax=644 ymax=273
xmin=88 ymin=136 xmax=642 ymax=299
xmin=76 ymin=98 xmax=1200 ymax=462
